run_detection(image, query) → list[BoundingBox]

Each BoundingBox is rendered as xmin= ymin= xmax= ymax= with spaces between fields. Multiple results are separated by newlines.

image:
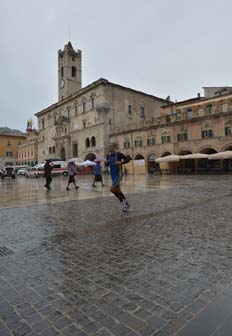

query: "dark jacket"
xmin=44 ymin=162 xmax=53 ymax=177
xmin=106 ymin=152 xmax=130 ymax=166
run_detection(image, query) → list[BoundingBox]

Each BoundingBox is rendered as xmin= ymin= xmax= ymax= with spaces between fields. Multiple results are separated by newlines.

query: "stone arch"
xmin=161 ymin=151 xmax=172 ymax=157
xmin=134 ymin=154 xmax=145 ymax=160
xmin=200 ymin=147 xmax=217 ymax=154
xmin=177 ymin=150 xmax=193 ymax=172
xmin=225 ymin=120 xmax=232 ymax=126
xmin=198 ymin=147 xmax=218 ymax=173
xmin=221 ymin=144 xmax=232 ymax=172
xmin=85 ymin=153 xmax=96 ymax=161
xmin=177 ymin=149 xmax=192 ymax=155
xmin=221 ymin=144 xmax=232 ymax=151
xmin=147 ymin=153 xmax=159 ymax=173
xmin=147 ymin=153 xmax=156 ymax=161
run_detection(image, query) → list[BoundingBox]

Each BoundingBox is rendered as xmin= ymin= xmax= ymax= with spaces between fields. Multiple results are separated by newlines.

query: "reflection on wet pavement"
xmin=1 ymin=175 xmax=232 ymax=335
xmin=0 ymin=174 xmax=228 ymax=208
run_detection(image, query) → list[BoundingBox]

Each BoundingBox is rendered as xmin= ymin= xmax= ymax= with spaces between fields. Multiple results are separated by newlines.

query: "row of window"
xmin=40 ymin=101 xmax=147 ymax=131
xmin=18 ymin=149 xmax=34 ymax=158
xmin=81 ymin=98 xmax=95 ymax=114
xmin=4 ymin=140 xmax=21 ymax=146
xmin=124 ymin=138 xmax=155 ymax=148
xmin=73 ymin=98 xmax=95 ymax=117
xmin=173 ymin=103 xmax=230 ymax=121
xmin=122 ymin=126 xmax=232 ymax=148
xmin=49 ymin=146 xmax=56 ymax=154
xmin=40 ymin=98 xmax=95 ymax=129
xmin=41 ymin=99 xmax=146 ymax=130
xmin=128 ymin=104 xmax=145 ymax=118
xmin=163 ymin=130 xmax=212 ymax=143
xmin=61 ymin=66 xmax=77 ymax=78
xmin=164 ymin=126 xmax=232 ymax=143
xmin=86 ymin=136 xmax=96 ymax=148
xmin=16 ymin=161 xmax=37 ymax=166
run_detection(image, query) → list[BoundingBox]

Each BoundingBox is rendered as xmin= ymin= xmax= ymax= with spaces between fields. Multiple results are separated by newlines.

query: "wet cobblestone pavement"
xmin=1 ymin=175 xmax=232 ymax=335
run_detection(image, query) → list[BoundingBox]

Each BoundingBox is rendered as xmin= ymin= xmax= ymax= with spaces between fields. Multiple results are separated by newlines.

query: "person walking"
xmin=92 ymin=161 xmax=104 ymax=187
xmin=44 ymin=159 xmax=53 ymax=190
xmin=66 ymin=161 xmax=79 ymax=190
xmin=105 ymin=143 xmax=130 ymax=212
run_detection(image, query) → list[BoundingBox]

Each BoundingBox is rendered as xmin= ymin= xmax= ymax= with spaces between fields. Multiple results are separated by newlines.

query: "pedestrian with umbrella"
xmin=66 ymin=160 xmax=79 ymax=190
xmin=92 ymin=159 xmax=105 ymax=187
xmin=44 ymin=159 xmax=53 ymax=190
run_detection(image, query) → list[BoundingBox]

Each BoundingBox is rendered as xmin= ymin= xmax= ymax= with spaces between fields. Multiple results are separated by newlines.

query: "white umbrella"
xmin=180 ymin=153 xmax=209 ymax=160
xmin=155 ymin=155 xmax=180 ymax=163
xmin=208 ymin=151 xmax=232 ymax=160
xmin=94 ymin=157 xmax=106 ymax=162
xmin=78 ymin=160 xmax=96 ymax=166
xmin=68 ymin=157 xmax=83 ymax=163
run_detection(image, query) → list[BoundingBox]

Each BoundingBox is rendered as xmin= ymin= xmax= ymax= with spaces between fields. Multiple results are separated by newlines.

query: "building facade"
xmin=35 ymin=42 xmax=168 ymax=163
xmin=112 ymin=88 xmax=232 ymax=173
xmin=35 ymin=42 xmax=232 ymax=174
xmin=17 ymin=130 xmax=38 ymax=166
xmin=0 ymin=128 xmax=26 ymax=168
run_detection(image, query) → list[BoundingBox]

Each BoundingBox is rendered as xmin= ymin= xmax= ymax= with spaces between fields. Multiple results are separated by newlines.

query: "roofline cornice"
xmin=35 ymin=78 xmax=168 ymax=118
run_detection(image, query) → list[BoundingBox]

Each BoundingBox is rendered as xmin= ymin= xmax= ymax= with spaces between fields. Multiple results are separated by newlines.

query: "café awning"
xmin=208 ymin=151 xmax=232 ymax=160
xmin=156 ymin=155 xmax=180 ymax=163
xmin=180 ymin=153 xmax=209 ymax=160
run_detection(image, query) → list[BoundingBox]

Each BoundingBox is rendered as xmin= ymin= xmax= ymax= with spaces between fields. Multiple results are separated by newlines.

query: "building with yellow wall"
xmin=0 ymin=128 xmax=26 ymax=168
xmin=17 ymin=130 xmax=38 ymax=166
xmin=112 ymin=87 xmax=232 ymax=173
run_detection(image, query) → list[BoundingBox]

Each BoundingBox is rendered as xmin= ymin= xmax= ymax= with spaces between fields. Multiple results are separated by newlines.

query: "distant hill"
xmin=0 ymin=127 xmax=25 ymax=136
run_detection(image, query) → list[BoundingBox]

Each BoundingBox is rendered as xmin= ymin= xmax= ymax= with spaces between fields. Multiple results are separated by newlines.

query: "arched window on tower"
xmin=61 ymin=67 xmax=64 ymax=77
xmin=71 ymin=66 xmax=76 ymax=77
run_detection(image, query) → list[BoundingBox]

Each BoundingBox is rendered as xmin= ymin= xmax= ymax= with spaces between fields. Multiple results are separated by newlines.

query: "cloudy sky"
xmin=0 ymin=0 xmax=232 ymax=131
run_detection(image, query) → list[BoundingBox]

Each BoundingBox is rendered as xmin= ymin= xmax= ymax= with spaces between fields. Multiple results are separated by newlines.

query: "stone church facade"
xmin=35 ymin=42 xmax=168 ymax=163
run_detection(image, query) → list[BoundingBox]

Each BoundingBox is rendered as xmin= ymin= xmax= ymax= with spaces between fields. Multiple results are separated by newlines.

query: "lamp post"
xmin=131 ymin=132 xmax=134 ymax=175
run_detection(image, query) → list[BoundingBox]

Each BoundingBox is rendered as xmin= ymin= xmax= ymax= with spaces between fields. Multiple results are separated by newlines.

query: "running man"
xmin=105 ymin=143 xmax=130 ymax=212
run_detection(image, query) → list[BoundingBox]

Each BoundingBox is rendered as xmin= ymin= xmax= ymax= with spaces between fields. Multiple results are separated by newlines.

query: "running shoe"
xmin=121 ymin=199 xmax=130 ymax=212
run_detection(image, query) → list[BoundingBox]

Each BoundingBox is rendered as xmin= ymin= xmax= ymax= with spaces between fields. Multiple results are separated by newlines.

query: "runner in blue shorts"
xmin=105 ymin=143 xmax=130 ymax=212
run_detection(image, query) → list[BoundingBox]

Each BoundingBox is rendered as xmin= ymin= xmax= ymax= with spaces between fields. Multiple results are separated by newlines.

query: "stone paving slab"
xmin=178 ymin=284 xmax=232 ymax=336
xmin=0 ymin=176 xmax=232 ymax=335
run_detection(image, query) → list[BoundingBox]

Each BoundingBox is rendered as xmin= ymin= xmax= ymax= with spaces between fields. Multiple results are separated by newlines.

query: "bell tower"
xmin=58 ymin=42 xmax=82 ymax=101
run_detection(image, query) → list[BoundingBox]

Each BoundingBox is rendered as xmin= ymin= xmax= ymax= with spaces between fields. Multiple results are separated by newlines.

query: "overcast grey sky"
xmin=0 ymin=0 xmax=232 ymax=131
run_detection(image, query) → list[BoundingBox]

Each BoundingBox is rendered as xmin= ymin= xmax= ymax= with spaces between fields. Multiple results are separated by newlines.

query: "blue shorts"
xmin=111 ymin=172 xmax=122 ymax=187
